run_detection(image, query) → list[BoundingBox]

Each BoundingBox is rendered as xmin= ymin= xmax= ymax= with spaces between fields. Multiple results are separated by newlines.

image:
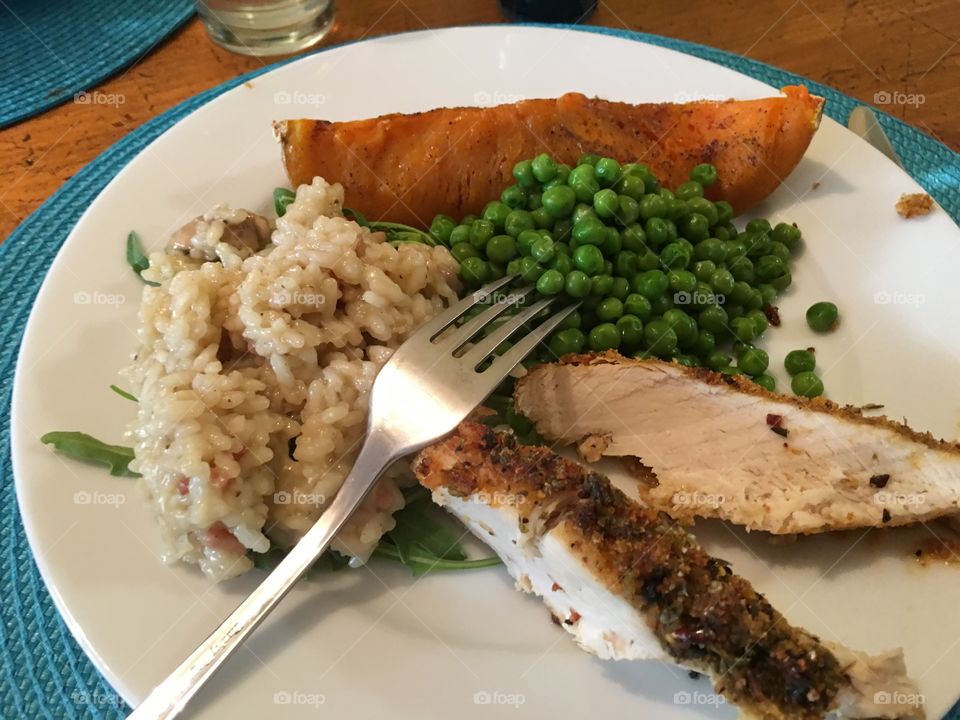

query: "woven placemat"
xmin=0 ymin=0 xmax=194 ymax=128
xmin=1 ymin=25 xmax=957 ymax=719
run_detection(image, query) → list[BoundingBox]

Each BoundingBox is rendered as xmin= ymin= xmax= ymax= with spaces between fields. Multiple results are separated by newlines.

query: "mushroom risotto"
xmin=122 ymin=177 xmax=460 ymax=580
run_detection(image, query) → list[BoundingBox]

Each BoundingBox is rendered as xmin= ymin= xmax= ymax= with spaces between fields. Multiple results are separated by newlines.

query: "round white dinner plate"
xmin=12 ymin=25 xmax=960 ymax=719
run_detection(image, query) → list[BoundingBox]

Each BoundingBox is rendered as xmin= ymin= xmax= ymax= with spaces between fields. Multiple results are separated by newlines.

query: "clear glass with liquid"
xmin=196 ymin=0 xmax=335 ymax=56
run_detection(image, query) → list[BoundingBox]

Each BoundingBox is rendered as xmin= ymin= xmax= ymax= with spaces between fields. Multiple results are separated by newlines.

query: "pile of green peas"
xmin=426 ymin=153 xmax=803 ymax=389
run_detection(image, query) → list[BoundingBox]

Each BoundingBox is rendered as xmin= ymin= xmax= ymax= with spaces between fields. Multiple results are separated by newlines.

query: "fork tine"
xmin=411 ymin=274 xmax=519 ymax=342
xmin=484 ymin=302 xmax=582 ymax=379
xmin=434 ymin=285 xmax=535 ymax=355
xmin=461 ymin=295 xmax=557 ymax=367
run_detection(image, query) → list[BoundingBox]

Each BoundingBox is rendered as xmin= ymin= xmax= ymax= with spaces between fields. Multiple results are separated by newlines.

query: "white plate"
xmin=12 ymin=26 xmax=960 ymax=719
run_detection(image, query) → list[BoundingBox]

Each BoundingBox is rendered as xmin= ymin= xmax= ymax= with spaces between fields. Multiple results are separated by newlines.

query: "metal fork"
xmin=130 ymin=275 xmax=579 ymax=719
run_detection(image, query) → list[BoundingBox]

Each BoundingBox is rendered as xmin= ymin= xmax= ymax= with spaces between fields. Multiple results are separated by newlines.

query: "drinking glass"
xmin=196 ymin=0 xmax=335 ymax=57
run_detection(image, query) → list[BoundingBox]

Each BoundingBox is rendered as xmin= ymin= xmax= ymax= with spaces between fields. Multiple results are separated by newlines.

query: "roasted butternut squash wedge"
xmin=277 ymin=86 xmax=823 ymax=227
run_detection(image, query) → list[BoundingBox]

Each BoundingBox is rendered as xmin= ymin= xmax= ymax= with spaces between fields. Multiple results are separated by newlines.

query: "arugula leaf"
xmin=109 ymin=384 xmax=138 ymax=402
xmin=40 ymin=431 xmax=139 ymax=477
xmin=372 ymin=542 xmax=501 ymax=576
xmin=250 ymin=547 xmax=350 ymax=576
xmin=342 ymin=207 xmax=435 ymax=247
xmin=126 ymin=231 xmax=160 ymax=287
xmin=273 ymin=187 xmax=296 ymax=217
xmin=343 ymin=206 xmax=370 ymax=227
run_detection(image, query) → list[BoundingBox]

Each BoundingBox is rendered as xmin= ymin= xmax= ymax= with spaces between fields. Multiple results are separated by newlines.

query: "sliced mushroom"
xmin=167 ymin=206 xmax=272 ymax=261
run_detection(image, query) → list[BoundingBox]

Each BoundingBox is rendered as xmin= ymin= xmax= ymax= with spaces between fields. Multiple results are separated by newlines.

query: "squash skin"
xmin=277 ymin=86 xmax=823 ymax=227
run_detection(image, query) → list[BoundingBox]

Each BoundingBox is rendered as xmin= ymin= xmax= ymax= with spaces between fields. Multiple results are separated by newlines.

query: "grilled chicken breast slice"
xmin=515 ymin=354 xmax=960 ymax=534
xmin=414 ymin=422 xmax=923 ymax=720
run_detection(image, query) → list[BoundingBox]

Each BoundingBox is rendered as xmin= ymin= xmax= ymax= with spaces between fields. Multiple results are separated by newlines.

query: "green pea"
xmin=746 ymin=309 xmax=769 ymax=336
xmin=770 ymin=270 xmax=792 ymax=292
xmin=668 ymin=270 xmax=697 ymax=293
xmin=573 ymin=216 xmax=606 ymax=246
xmin=486 ymin=234 xmax=517 ymax=264
xmin=461 ymin=214 xmax=478 ymax=225
xmin=573 ymin=244 xmax=605 ymax=275
xmin=650 ymin=294 xmax=675 ymax=316
xmin=685 ymin=197 xmax=719 ymax=227
xmin=634 ymin=269 xmax=668 ymax=299
xmin=722 ymin=239 xmax=747 ymax=262
xmin=614 ymin=250 xmax=638 ymax=277
xmin=698 ymin=305 xmax=729 ymax=335
xmin=513 ymin=159 xmax=538 ymax=188
xmin=635 ymin=248 xmax=660 ymax=271
xmin=624 ymin=293 xmax=653 ymax=321
xmin=792 ymin=371 xmax=824 ymax=398
xmin=785 ymin=349 xmax=816 ymax=375
xmin=488 ymin=261 xmax=506 ymax=279
xmin=482 ymin=202 xmax=511 ymax=230
xmin=617 ymin=174 xmax=646 ymax=200
xmin=451 ymin=242 xmax=480 ymax=262
xmin=644 ymin=319 xmax=678 ymax=357
xmin=558 ymin=310 xmax=582 ymax=330
xmin=720 ymin=365 xmax=743 ymax=376
xmin=536 ymin=269 xmax=565 ymax=296
xmin=714 ymin=200 xmax=734 ymax=225
xmin=731 ymin=316 xmax=756 ymax=342
xmin=541 ymin=185 xmax=577 ymax=219
xmin=578 ymin=153 xmax=600 ymax=166
xmin=460 ymin=257 xmax=490 ymax=285
xmin=728 ymin=256 xmax=755 ymax=284
xmin=676 ymin=180 xmax=704 ymax=201
xmin=709 ymin=268 xmax=735 ymax=296
xmin=565 ymin=270 xmax=591 ymax=298
xmin=531 ymin=236 xmax=556 ymax=264
xmin=725 ymin=304 xmax=745 ymax=321
xmin=531 ymin=206 xmax=553 ymax=229
xmin=621 ymin=224 xmax=647 ymax=253
xmin=758 ymin=283 xmax=777 ymax=306
xmin=569 ymin=165 xmax=600 ymax=202
xmin=547 ymin=328 xmax=586 ymax=358
xmin=768 ymin=241 xmax=791 ymax=262
xmin=594 ymin=188 xmax=619 ymax=219
xmin=746 ymin=218 xmax=772 ymax=235
xmin=571 ymin=202 xmax=596 ymax=227
xmin=737 ymin=347 xmax=769 ymax=376
xmin=665 ymin=198 xmax=688 ymax=221
xmin=705 ymin=349 xmax=731 ymax=371
xmin=639 ymin=194 xmax=667 ymax=220
xmin=505 ymin=210 xmax=535 ymax=238
xmin=597 ymin=297 xmax=625 ymax=322
xmin=615 ymin=195 xmax=640 ymax=226
xmin=449 ymin=224 xmax=471 ymax=246
xmin=595 ymin=158 xmax=621 ymax=187
xmin=680 ymin=213 xmax=710 ymax=242
xmin=526 ymin=191 xmax=542 ymax=211
xmin=659 ymin=242 xmax=691 ymax=270
xmin=753 ymin=374 xmax=776 ymax=392
xmin=519 ymin=256 xmax=544 ymax=283
xmin=589 ymin=323 xmax=621 ymax=351
xmin=644 ymin=217 xmax=670 ymax=247
xmin=590 ymin=273 xmax=614 ymax=296
xmin=532 ymin=153 xmax=558 ymax=183
xmin=753 ymin=254 xmax=786 ymax=282
xmin=500 ymin=185 xmax=527 ymax=209
xmin=603 ymin=259 xmax=614 ymax=276
xmin=550 ymin=253 xmax=573 ymax=275
xmin=744 ymin=289 xmax=764 ymax=312
xmin=692 ymin=259 xmax=717 ymax=282
xmin=773 ymin=222 xmax=802 ymax=251
xmin=617 ymin=314 xmax=644 ymax=351
xmin=691 ymin=282 xmax=717 ymax=309
xmin=690 ymin=163 xmax=718 ymax=187
xmin=506 ymin=258 xmax=522 ymax=275
xmin=806 ymin=301 xmax=839 ymax=333
xmin=692 ymin=329 xmax=715 ymax=358
xmin=429 ymin=214 xmax=456 ymax=244
xmin=699 ymin=244 xmax=730 ymax=273
xmin=728 ymin=280 xmax=753 ymax=306
xmin=610 ymin=277 xmax=630 ymax=300
xmin=516 ymin=229 xmax=539 ymax=256
xmin=601 ymin=228 xmax=623 ymax=256
xmin=663 ymin=308 xmax=698 ymax=347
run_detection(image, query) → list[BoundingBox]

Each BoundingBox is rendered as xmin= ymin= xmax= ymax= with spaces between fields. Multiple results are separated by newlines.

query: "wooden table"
xmin=2 ymin=0 xmax=957 ymax=241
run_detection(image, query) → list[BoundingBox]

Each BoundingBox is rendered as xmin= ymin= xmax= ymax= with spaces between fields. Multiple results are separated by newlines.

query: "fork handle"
xmin=129 ymin=429 xmax=397 ymax=720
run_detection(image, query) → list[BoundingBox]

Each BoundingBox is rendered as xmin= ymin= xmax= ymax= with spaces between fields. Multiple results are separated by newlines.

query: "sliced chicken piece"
xmin=414 ymin=422 xmax=924 ymax=720
xmin=515 ymin=353 xmax=960 ymax=534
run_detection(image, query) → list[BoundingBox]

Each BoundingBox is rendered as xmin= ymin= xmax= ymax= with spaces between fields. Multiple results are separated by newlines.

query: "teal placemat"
xmin=0 ymin=0 xmax=194 ymax=128
xmin=1 ymin=25 xmax=958 ymax=719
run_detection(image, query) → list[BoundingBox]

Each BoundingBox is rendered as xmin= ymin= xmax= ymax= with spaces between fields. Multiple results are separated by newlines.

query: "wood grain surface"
xmin=1 ymin=0 xmax=957 ymax=241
